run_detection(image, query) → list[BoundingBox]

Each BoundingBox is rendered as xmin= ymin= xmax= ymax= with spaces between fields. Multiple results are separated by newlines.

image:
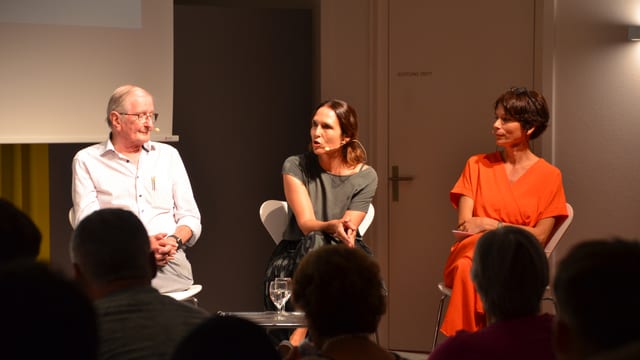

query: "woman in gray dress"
xmin=264 ymin=98 xmax=378 ymax=315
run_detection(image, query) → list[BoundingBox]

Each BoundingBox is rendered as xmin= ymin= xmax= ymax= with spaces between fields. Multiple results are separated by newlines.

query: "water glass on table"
xmin=269 ymin=277 xmax=292 ymax=318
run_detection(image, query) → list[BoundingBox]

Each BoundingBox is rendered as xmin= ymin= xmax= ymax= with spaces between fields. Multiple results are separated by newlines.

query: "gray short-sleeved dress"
xmin=264 ymin=152 xmax=378 ymax=310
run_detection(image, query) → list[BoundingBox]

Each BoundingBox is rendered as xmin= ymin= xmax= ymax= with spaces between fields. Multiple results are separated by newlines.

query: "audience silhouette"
xmin=171 ymin=314 xmax=280 ymax=360
xmin=0 ymin=198 xmax=41 ymax=264
xmin=430 ymin=226 xmax=555 ymax=359
xmin=553 ymin=237 xmax=640 ymax=360
xmin=0 ymin=260 xmax=98 ymax=359
xmin=285 ymin=245 xmax=405 ymax=360
xmin=71 ymin=208 xmax=208 ymax=360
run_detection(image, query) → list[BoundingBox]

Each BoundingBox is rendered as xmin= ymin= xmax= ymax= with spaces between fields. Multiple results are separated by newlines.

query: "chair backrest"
xmin=360 ymin=204 xmax=375 ymax=235
xmin=259 ymin=200 xmax=375 ymax=245
xmin=68 ymin=207 xmax=75 ymax=228
xmin=259 ymin=200 xmax=289 ymax=245
xmin=544 ymin=203 xmax=574 ymax=258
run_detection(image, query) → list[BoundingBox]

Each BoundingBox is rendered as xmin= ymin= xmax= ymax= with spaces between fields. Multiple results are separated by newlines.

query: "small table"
xmin=216 ymin=310 xmax=306 ymax=329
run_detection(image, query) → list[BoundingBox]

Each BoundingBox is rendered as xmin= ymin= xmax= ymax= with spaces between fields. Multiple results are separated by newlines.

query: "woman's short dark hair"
xmin=495 ymin=87 xmax=550 ymax=140
xmin=292 ymin=245 xmax=385 ymax=338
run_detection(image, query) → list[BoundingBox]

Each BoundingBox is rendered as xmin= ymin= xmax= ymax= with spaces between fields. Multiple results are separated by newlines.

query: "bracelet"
xmin=497 ymin=221 xmax=504 ymax=229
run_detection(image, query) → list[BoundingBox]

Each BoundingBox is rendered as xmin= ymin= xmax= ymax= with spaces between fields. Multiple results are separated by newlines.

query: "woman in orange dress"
xmin=440 ymin=87 xmax=568 ymax=336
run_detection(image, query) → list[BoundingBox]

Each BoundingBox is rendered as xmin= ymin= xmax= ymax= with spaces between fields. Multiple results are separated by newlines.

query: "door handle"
xmin=389 ymin=165 xmax=414 ymax=202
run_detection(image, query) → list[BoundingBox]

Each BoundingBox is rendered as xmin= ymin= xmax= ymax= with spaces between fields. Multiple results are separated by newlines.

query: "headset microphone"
xmin=324 ymin=142 xmax=345 ymax=151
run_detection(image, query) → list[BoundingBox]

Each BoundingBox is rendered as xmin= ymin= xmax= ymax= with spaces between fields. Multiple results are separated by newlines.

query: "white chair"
xmin=163 ymin=284 xmax=203 ymax=307
xmin=259 ymin=200 xmax=375 ymax=244
xmin=68 ymin=207 xmax=75 ymax=228
xmin=430 ymin=203 xmax=574 ymax=351
xmin=543 ymin=203 xmax=575 ymax=259
xmin=259 ymin=200 xmax=290 ymax=245
xmin=541 ymin=203 xmax=574 ymax=310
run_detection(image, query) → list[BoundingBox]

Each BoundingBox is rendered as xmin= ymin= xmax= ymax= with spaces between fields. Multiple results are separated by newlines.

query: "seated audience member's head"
xmin=0 ymin=198 xmax=41 ymax=264
xmin=292 ymin=245 xmax=385 ymax=342
xmin=472 ymin=226 xmax=548 ymax=323
xmin=553 ymin=238 xmax=640 ymax=360
xmin=0 ymin=261 xmax=98 ymax=359
xmin=71 ymin=208 xmax=154 ymax=298
xmin=171 ymin=315 xmax=280 ymax=360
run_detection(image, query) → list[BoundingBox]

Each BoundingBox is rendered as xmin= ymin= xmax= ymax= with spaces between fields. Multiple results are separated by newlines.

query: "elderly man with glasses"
xmin=71 ymin=84 xmax=201 ymax=294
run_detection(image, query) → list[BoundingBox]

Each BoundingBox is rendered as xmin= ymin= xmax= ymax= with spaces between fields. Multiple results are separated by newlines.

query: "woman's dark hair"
xmin=495 ymin=87 xmax=550 ymax=140
xmin=292 ymin=245 xmax=385 ymax=338
xmin=472 ymin=226 xmax=549 ymax=321
xmin=311 ymin=99 xmax=367 ymax=166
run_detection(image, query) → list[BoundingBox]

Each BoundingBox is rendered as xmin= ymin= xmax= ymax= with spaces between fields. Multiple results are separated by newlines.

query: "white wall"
xmin=542 ymin=0 xmax=640 ymax=264
xmin=319 ymin=0 xmax=373 ymax=153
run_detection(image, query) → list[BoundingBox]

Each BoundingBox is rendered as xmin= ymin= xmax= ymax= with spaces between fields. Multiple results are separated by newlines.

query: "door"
xmin=386 ymin=0 xmax=535 ymax=351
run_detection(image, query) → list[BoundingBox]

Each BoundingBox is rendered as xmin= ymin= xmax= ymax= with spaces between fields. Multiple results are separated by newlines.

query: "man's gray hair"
xmin=105 ymin=85 xmax=151 ymax=127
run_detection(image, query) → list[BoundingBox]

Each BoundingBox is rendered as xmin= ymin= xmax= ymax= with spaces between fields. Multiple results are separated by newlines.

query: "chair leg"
xmin=542 ymin=296 xmax=557 ymax=314
xmin=432 ymin=294 xmax=448 ymax=352
xmin=542 ymin=285 xmax=557 ymax=314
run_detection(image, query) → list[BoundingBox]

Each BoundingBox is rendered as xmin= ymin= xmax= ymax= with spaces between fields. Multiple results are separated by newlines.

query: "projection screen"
xmin=0 ymin=0 xmax=176 ymax=143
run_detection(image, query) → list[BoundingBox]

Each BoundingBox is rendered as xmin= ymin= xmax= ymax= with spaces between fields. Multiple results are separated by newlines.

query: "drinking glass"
xmin=269 ymin=277 xmax=292 ymax=317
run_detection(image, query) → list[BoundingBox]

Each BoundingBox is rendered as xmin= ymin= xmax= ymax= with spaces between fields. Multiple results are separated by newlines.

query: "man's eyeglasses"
xmin=118 ymin=112 xmax=159 ymax=123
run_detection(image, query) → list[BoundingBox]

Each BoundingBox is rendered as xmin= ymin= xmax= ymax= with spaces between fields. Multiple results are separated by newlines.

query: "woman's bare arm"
xmin=283 ymin=174 xmax=365 ymax=246
xmin=456 ymin=195 xmax=556 ymax=244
